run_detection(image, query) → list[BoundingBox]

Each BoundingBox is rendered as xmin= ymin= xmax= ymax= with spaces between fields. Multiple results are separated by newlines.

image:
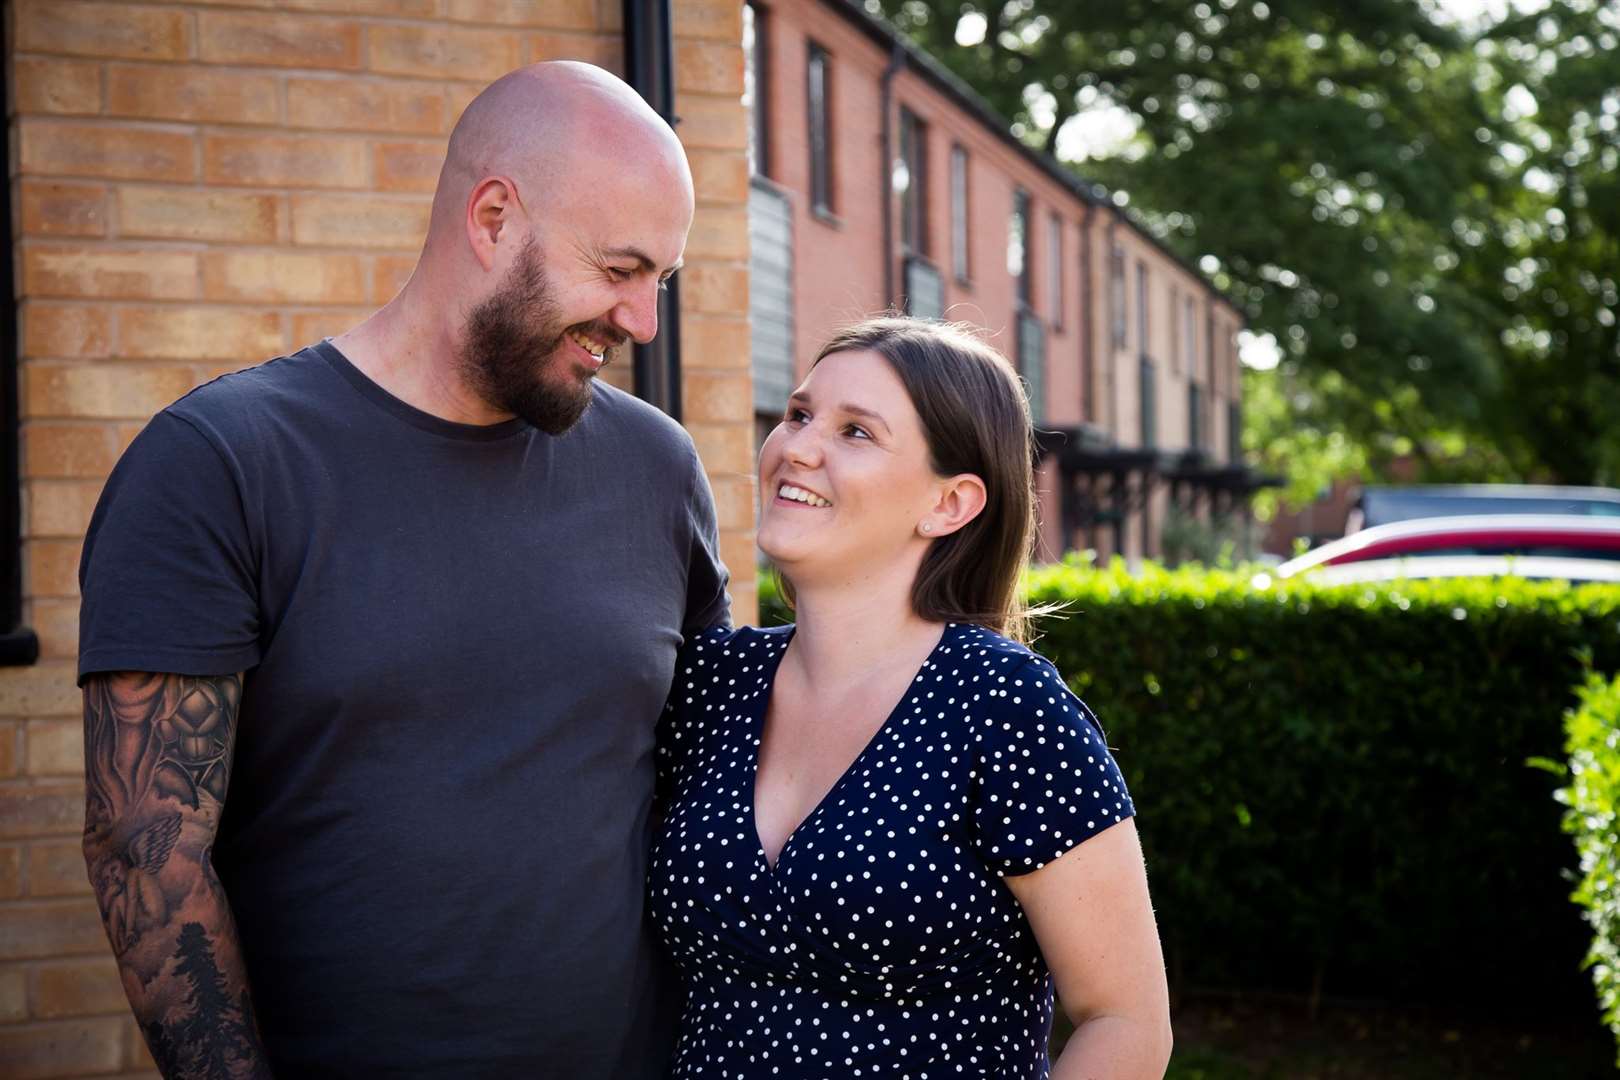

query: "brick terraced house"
xmin=744 ymin=0 xmax=1270 ymax=564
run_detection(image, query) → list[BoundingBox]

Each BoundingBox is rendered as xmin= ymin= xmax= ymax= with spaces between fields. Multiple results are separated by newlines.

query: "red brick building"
xmin=745 ymin=0 xmax=1266 ymax=563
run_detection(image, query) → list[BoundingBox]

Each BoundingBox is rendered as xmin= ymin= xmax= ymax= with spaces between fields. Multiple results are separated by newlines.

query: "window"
xmin=950 ymin=145 xmax=969 ymax=282
xmin=1135 ymin=261 xmax=1149 ymax=357
xmin=1009 ymin=189 xmax=1031 ymax=307
xmin=1184 ymin=294 xmax=1197 ymax=380
xmin=1205 ymin=309 xmax=1217 ymax=389
xmin=1018 ymin=309 xmax=1046 ymax=422
xmin=1046 ymin=213 xmax=1063 ymax=329
xmin=1139 ymin=356 xmax=1157 ymax=448
xmin=898 ymin=107 xmax=927 ymax=256
xmin=1228 ymin=400 xmax=1243 ymax=463
xmin=806 ymin=42 xmax=833 ymax=216
xmin=1188 ymin=382 xmax=1204 ymax=451
xmin=1109 ymin=246 xmax=1126 ymax=347
xmin=743 ymin=3 xmax=769 ymax=178
xmin=1169 ymin=288 xmax=1180 ymax=373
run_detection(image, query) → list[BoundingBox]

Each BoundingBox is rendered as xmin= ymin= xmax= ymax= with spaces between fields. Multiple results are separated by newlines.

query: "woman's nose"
xmin=781 ymin=424 xmax=823 ymax=467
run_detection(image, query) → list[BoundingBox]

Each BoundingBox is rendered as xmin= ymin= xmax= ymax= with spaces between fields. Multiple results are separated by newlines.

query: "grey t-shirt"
xmin=78 ymin=341 xmax=730 ymax=1078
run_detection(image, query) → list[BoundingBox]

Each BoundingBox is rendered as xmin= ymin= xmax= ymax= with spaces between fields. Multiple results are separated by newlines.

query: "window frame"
xmin=1010 ymin=188 xmax=1031 ymax=309
xmin=1046 ymin=212 xmax=1063 ymax=330
xmin=1109 ymin=246 xmax=1127 ymax=347
xmin=949 ymin=143 xmax=970 ymax=284
xmin=898 ymin=105 xmax=928 ymax=257
xmin=743 ymin=2 xmax=770 ymax=179
xmin=806 ymin=40 xmax=834 ymax=219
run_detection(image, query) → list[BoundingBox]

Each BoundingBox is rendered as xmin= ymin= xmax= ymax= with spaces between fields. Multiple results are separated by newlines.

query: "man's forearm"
xmin=82 ymin=671 xmax=271 ymax=1079
xmin=83 ymin=837 xmax=272 ymax=1079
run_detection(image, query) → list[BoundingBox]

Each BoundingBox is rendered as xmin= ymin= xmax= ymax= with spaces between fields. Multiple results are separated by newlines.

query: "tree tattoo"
xmin=83 ymin=672 xmax=272 ymax=1079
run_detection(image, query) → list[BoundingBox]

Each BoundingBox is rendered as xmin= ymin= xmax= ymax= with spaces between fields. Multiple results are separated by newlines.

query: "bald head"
xmin=429 ymin=61 xmax=691 ymax=246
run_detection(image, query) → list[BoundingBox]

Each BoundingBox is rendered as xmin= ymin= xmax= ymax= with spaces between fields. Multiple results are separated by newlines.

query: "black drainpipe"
xmin=878 ymin=41 xmax=904 ymax=309
xmin=623 ymin=0 xmax=682 ymax=421
xmin=1 ymin=12 xmax=39 ymax=666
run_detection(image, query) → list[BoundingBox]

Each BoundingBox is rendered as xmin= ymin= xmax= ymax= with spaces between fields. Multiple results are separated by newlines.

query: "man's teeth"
xmin=568 ymin=330 xmax=606 ymax=358
xmin=779 ymin=484 xmax=831 ymax=508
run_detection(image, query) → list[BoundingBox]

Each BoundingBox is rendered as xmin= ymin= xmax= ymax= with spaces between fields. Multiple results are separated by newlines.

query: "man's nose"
xmin=613 ymin=278 xmax=662 ymax=345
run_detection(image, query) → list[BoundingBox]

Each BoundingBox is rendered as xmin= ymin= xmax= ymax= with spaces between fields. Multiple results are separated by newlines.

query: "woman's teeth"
xmin=779 ymin=484 xmax=831 ymax=508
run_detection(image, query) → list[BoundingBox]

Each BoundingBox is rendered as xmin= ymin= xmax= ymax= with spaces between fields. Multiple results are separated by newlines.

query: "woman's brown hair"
xmin=774 ymin=315 xmax=1041 ymax=643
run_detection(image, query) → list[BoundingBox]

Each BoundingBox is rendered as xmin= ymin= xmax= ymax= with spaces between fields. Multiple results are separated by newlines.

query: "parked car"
xmin=1272 ymin=555 xmax=1620 ymax=586
xmin=1347 ymin=484 xmax=1620 ymax=533
xmin=1274 ymin=514 xmax=1620 ymax=580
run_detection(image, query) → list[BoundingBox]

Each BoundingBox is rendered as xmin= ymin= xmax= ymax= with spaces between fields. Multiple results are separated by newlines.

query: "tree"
xmin=870 ymin=0 xmax=1619 ymax=491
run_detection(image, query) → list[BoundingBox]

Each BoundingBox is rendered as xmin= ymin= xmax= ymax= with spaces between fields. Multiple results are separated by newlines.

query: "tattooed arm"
xmin=82 ymin=671 xmax=272 ymax=1080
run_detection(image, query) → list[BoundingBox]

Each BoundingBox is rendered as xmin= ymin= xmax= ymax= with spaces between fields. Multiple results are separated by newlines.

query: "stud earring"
xmin=919 ymin=522 xmax=933 ymax=535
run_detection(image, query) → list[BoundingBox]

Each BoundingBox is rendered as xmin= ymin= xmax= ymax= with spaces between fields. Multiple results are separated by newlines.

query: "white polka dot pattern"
xmin=648 ymin=623 xmax=1135 ymax=1078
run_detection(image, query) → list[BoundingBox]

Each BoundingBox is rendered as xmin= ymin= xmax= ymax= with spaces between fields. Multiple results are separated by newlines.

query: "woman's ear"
xmin=917 ymin=473 xmax=987 ymax=539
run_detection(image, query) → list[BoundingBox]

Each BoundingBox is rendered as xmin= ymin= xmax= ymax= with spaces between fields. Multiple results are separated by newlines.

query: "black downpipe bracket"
xmin=623 ymin=0 xmax=683 ymax=422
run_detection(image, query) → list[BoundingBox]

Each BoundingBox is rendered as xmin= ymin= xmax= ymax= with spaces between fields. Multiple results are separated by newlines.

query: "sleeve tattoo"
xmin=82 ymin=672 xmax=273 ymax=1079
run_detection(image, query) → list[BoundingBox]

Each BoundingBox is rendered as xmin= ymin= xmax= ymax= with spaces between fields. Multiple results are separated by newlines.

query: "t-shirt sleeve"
xmin=77 ymin=410 xmax=261 ymax=685
xmin=680 ymin=445 xmax=732 ymax=635
xmin=972 ymin=652 xmax=1135 ymax=877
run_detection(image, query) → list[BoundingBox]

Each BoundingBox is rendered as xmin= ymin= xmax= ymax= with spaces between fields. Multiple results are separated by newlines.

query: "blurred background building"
xmin=745 ymin=0 xmax=1267 ymax=567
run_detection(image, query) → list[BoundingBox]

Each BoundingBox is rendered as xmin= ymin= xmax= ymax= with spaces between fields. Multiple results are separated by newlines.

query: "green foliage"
xmin=759 ymin=564 xmax=1620 ymax=1009
xmin=1558 ymin=669 xmax=1620 ymax=1061
xmin=870 ymin=0 xmax=1620 ymax=489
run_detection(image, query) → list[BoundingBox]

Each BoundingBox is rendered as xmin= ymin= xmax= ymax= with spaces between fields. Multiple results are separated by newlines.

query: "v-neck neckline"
xmin=747 ymin=623 xmax=954 ymax=874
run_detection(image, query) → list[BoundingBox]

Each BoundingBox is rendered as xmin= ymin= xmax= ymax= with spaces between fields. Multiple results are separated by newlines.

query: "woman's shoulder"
xmin=680 ymin=622 xmax=792 ymax=660
xmin=673 ymin=623 xmax=792 ymax=691
xmin=937 ymin=621 xmax=1044 ymax=675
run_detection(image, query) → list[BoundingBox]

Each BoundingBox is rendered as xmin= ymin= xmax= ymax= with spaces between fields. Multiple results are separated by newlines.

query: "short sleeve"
xmin=680 ymin=444 xmax=731 ymax=635
xmin=654 ymin=626 xmax=732 ymax=809
xmin=77 ymin=411 xmax=261 ymax=685
xmin=972 ymin=653 xmax=1135 ymax=877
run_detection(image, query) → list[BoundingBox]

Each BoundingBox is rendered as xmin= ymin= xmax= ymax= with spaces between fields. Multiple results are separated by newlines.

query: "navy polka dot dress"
xmin=649 ymin=622 xmax=1135 ymax=1078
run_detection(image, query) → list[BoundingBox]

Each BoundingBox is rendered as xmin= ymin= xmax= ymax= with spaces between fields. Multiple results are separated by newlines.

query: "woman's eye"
xmin=845 ymin=424 xmax=872 ymax=440
xmin=784 ymin=408 xmax=809 ymax=424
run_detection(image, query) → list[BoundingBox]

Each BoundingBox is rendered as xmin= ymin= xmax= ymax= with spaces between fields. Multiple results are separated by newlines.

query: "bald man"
xmin=77 ymin=63 xmax=729 ymax=1078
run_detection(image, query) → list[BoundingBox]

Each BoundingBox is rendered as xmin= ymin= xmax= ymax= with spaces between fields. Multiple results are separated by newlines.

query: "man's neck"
xmin=330 ymin=289 xmax=512 ymax=426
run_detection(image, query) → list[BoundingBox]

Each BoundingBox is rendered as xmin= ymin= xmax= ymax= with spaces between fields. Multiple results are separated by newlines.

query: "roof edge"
xmin=822 ymin=0 xmax=1241 ymax=318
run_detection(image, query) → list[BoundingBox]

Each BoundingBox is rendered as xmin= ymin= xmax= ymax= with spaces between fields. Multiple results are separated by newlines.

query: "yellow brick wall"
xmin=1 ymin=1 xmax=752 ymax=1073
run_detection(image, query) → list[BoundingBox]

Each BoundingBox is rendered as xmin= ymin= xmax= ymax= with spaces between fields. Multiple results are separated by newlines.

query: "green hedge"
xmin=759 ymin=561 xmax=1620 ymax=1012
xmin=1560 ymin=670 xmax=1620 ymax=1059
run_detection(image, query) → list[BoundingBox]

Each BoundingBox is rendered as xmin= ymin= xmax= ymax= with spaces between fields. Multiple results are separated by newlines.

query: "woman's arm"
xmin=1003 ymin=819 xmax=1172 ymax=1079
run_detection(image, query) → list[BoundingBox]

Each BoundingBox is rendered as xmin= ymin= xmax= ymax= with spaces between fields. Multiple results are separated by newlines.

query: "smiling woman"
xmin=649 ymin=316 xmax=1174 ymax=1079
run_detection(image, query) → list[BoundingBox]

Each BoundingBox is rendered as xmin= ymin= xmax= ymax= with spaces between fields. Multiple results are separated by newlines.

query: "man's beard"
xmin=458 ymin=238 xmax=602 ymax=436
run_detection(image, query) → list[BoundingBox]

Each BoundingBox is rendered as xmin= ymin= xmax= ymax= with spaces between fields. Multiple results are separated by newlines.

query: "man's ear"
xmin=918 ymin=473 xmax=988 ymax=539
xmin=465 ymin=175 xmax=519 ymax=272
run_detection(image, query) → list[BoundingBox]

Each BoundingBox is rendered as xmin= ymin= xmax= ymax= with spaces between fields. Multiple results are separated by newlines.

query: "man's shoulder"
xmin=163 ymin=345 xmax=336 ymax=443
xmin=575 ymin=380 xmax=696 ymax=460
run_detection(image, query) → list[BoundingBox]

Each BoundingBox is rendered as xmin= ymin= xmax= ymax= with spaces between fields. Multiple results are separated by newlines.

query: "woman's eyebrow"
xmin=838 ymin=403 xmax=892 ymax=435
